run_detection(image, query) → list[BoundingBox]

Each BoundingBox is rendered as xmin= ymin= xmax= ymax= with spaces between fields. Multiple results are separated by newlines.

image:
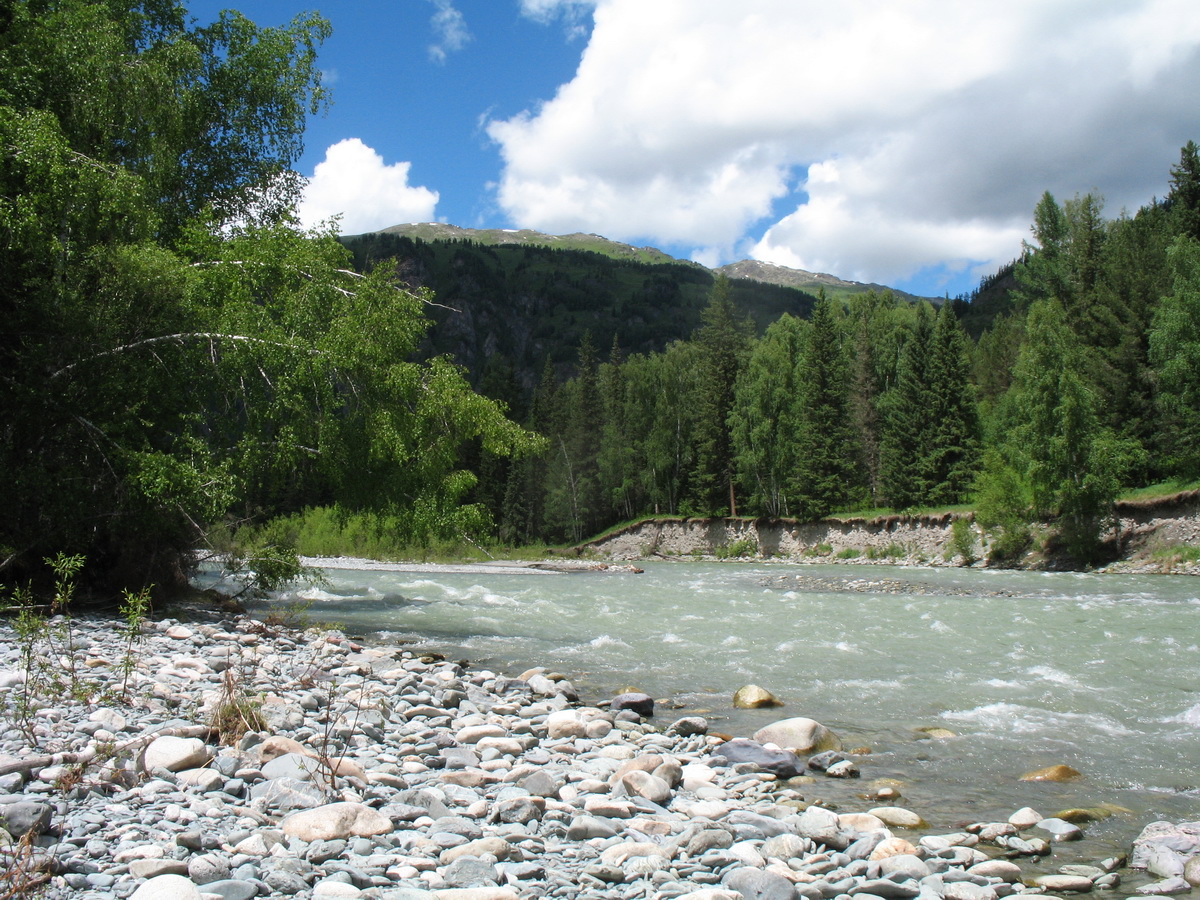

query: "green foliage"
xmin=690 ymin=276 xmax=753 ymax=515
xmin=948 ymin=517 xmax=978 ymax=566
xmin=980 ymin=300 xmax=1143 ymax=562
xmin=731 ymin=314 xmax=807 ymax=517
xmin=792 ymin=295 xmax=862 ymax=519
xmin=0 ymin=1 xmax=536 ymax=594
xmin=117 ymin=585 xmax=151 ymax=699
xmin=1149 ymin=237 xmax=1200 ymax=477
xmin=714 ymin=537 xmax=758 ymax=559
xmin=835 ymin=547 xmax=861 ymax=559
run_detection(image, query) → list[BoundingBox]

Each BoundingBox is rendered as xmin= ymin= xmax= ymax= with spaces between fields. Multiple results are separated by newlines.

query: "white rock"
xmin=752 ymin=717 xmax=841 ymax=753
xmin=176 ymin=768 xmax=224 ymax=791
xmin=143 ymin=736 xmax=212 ymax=773
xmin=129 ymin=874 xmax=203 ymax=900
xmin=282 ymin=802 xmax=394 ymax=841
xmin=1008 ymin=806 xmax=1043 ymax=829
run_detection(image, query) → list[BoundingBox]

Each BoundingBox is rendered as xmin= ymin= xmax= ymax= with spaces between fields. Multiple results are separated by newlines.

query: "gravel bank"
xmin=0 ymin=610 xmax=1194 ymax=900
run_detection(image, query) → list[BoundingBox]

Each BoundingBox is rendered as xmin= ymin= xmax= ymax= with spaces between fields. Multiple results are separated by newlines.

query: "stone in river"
xmin=1008 ymin=806 xmax=1043 ymax=829
xmin=1185 ymin=857 xmax=1200 ymax=887
xmin=611 ymin=692 xmax=654 ymax=717
xmin=1020 ymin=764 xmax=1082 ymax=782
xmin=914 ymin=726 xmax=957 ymax=740
xmin=869 ymin=806 xmax=926 ymax=829
xmin=1036 ymin=817 xmax=1084 ymax=842
xmin=1034 ymin=874 xmax=1095 ymax=893
xmin=711 ymin=738 xmax=804 ymax=779
xmin=669 ymin=716 xmax=709 ymax=736
xmin=1137 ymin=877 xmax=1194 ymax=895
xmin=753 ymin=717 xmax=841 ymax=754
xmin=733 ymin=684 xmax=783 ymax=709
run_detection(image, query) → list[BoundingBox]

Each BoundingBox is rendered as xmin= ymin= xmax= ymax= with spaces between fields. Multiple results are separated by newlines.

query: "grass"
xmin=1118 ymin=478 xmax=1200 ymax=502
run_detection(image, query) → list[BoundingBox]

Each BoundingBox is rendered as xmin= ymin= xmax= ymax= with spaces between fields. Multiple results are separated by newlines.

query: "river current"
xmin=245 ymin=560 xmax=1199 ymax=856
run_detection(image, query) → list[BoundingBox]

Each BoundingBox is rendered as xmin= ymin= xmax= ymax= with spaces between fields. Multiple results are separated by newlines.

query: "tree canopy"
xmin=1 ymin=0 xmax=535 ymax=594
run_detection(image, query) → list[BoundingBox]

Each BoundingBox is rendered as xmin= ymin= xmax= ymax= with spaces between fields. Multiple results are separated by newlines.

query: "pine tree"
xmin=1149 ymin=236 xmax=1200 ymax=477
xmin=792 ymin=294 xmax=861 ymax=520
xmin=1168 ymin=140 xmax=1200 ymax=241
xmin=879 ymin=303 xmax=936 ymax=509
xmin=926 ymin=302 xmax=981 ymax=505
xmin=690 ymin=276 xmax=752 ymax=515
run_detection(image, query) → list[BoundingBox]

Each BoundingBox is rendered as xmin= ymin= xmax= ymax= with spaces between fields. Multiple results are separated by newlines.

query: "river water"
xmin=246 ymin=560 xmax=1199 ymax=858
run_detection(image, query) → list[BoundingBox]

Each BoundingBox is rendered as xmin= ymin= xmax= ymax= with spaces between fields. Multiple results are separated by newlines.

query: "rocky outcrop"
xmin=581 ymin=513 xmax=971 ymax=565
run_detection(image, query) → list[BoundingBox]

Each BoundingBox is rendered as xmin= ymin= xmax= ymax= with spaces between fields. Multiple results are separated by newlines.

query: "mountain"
xmin=373 ymin=224 xmax=938 ymax=303
xmin=375 ymin=223 xmax=686 ymax=266
xmin=715 ymin=259 xmax=939 ymax=305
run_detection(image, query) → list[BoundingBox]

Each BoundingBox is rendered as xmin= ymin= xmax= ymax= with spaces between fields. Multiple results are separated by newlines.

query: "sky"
xmin=189 ymin=0 xmax=1200 ymax=299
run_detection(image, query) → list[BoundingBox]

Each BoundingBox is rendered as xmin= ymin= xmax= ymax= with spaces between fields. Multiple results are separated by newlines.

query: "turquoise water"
xmin=239 ymin=560 xmax=1199 ymax=855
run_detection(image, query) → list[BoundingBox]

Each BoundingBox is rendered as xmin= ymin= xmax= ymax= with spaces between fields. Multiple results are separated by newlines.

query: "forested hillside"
xmin=339 ymin=144 xmax=1200 ymax=565
xmin=339 ymin=231 xmax=819 ymax=396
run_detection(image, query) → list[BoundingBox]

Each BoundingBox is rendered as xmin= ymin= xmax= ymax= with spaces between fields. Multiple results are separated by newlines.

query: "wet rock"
xmin=733 ymin=685 xmax=783 ymax=709
xmin=1019 ymin=764 xmax=1082 ymax=782
xmin=1036 ymin=817 xmax=1084 ymax=842
xmin=1007 ymin=807 xmax=1043 ymax=829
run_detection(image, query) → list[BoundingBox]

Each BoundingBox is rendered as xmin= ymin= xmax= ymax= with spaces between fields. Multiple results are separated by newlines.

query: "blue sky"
xmin=190 ymin=1 xmax=1200 ymax=300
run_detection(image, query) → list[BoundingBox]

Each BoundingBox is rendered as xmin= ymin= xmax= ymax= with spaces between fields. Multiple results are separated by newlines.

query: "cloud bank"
xmin=298 ymin=139 xmax=439 ymax=234
xmin=490 ymin=0 xmax=1200 ymax=286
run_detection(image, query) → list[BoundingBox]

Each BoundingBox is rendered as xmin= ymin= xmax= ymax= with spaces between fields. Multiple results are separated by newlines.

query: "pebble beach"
xmin=0 ymin=607 xmax=1197 ymax=900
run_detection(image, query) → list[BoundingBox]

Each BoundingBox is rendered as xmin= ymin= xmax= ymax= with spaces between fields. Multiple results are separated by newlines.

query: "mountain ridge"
xmin=371 ymin=223 xmax=939 ymax=304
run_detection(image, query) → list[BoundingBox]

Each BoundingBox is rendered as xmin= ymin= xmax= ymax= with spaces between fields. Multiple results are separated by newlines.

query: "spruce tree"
xmin=792 ymin=294 xmax=861 ymax=520
xmin=878 ymin=303 xmax=936 ymax=509
xmin=690 ymin=276 xmax=752 ymax=515
xmin=926 ymin=302 xmax=981 ymax=505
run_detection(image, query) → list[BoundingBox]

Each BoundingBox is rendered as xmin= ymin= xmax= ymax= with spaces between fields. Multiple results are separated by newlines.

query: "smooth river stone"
xmin=143 ymin=736 xmax=212 ymax=773
xmin=1035 ymin=874 xmax=1095 ymax=893
xmin=282 ymin=801 xmax=393 ymax=841
xmin=753 ymin=716 xmax=841 ymax=754
xmin=129 ymin=874 xmax=203 ymax=900
xmin=733 ymin=684 xmax=783 ymax=709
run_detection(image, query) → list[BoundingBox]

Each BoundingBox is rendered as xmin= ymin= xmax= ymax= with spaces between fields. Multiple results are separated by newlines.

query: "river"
xmin=243 ymin=559 xmax=1199 ymax=861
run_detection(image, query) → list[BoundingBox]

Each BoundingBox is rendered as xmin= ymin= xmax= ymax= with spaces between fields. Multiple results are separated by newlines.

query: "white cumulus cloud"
xmin=489 ymin=0 xmax=1200 ymax=287
xmin=298 ymin=139 xmax=439 ymax=234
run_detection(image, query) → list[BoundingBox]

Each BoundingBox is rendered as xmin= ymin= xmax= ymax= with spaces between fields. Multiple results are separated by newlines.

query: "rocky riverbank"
xmin=579 ymin=492 xmax=1200 ymax=573
xmin=0 ymin=611 xmax=1197 ymax=900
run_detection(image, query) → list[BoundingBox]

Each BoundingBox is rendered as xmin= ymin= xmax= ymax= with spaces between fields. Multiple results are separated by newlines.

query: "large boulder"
xmin=753 ymin=717 xmax=841 ymax=754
